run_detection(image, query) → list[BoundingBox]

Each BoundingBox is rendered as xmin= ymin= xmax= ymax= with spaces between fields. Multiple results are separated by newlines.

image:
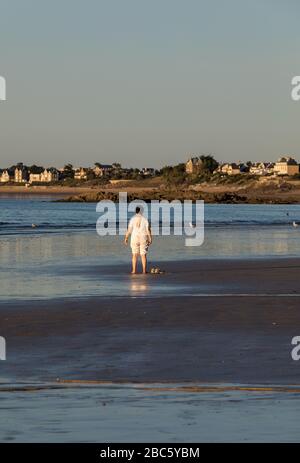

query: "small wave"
xmin=0 ymin=220 xmax=297 ymax=237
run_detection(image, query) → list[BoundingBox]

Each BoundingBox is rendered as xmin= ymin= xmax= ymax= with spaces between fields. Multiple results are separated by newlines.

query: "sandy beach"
xmin=0 ymin=185 xmax=94 ymax=195
xmin=1 ymin=258 xmax=300 ymax=385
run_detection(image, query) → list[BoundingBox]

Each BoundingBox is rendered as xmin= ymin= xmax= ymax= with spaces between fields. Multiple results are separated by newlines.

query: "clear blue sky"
xmin=0 ymin=0 xmax=299 ymax=168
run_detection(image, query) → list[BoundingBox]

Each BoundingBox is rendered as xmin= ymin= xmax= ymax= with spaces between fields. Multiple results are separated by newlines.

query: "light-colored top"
xmin=128 ymin=214 xmax=150 ymax=240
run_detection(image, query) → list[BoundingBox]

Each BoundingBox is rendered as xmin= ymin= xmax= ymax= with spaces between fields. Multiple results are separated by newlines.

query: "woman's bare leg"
xmin=141 ymin=254 xmax=147 ymax=274
xmin=131 ymin=254 xmax=138 ymax=274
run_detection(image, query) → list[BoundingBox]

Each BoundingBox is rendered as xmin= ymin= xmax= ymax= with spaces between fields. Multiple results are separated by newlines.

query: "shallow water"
xmin=4 ymin=197 xmax=300 ymax=299
xmin=1 ymin=224 xmax=300 ymax=298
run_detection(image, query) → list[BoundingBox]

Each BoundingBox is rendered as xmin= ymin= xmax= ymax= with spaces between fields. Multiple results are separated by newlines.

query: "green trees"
xmin=161 ymin=155 xmax=219 ymax=186
xmin=28 ymin=164 xmax=44 ymax=174
xmin=63 ymin=164 xmax=74 ymax=179
xmin=198 ymin=155 xmax=219 ymax=174
xmin=160 ymin=163 xmax=187 ymax=185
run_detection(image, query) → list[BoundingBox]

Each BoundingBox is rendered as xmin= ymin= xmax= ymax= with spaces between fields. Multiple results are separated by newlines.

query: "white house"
xmin=41 ymin=169 xmax=59 ymax=182
xmin=141 ymin=167 xmax=156 ymax=176
xmin=274 ymin=157 xmax=299 ymax=176
xmin=93 ymin=165 xmax=113 ymax=177
xmin=29 ymin=169 xmax=59 ymax=183
xmin=29 ymin=173 xmax=42 ymax=183
xmin=15 ymin=166 xmax=28 ymax=183
xmin=217 ymin=163 xmax=241 ymax=175
xmin=74 ymin=167 xmax=88 ymax=180
xmin=249 ymin=162 xmax=275 ymax=176
xmin=0 ymin=169 xmax=13 ymax=183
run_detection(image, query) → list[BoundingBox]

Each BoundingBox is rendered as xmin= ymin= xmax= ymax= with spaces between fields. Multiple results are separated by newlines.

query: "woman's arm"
xmin=147 ymin=225 xmax=152 ymax=245
xmin=124 ymin=228 xmax=130 ymax=245
xmin=124 ymin=218 xmax=133 ymax=245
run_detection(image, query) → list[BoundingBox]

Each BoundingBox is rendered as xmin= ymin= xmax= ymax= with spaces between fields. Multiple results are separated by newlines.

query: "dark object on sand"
xmin=150 ymin=267 xmax=165 ymax=275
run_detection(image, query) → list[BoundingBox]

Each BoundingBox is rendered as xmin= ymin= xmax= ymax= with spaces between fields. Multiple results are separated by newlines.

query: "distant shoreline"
xmin=0 ymin=185 xmax=94 ymax=195
xmin=2 ymin=183 xmax=300 ymax=204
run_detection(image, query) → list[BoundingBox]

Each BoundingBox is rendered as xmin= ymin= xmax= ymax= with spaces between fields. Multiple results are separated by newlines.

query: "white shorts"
xmin=131 ymin=239 xmax=149 ymax=256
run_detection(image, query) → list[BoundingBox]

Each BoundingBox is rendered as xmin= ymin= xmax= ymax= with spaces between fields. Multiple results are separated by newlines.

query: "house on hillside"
xmin=216 ymin=163 xmax=242 ymax=175
xmin=250 ymin=162 xmax=275 ymax=176
xmin=15 ymin=165 xmax=29 ymax=183
xmin=29 ymin=173 xmax=42 ymax=183
xmin=141 ymin=167 xmax=156 ymax=176
xmin=29 ymin=168 xmax=60 ymax=183
xmin=185 ymin=157 xmax=204 ymax=174
xmin=0 ymin=169 xmax=13 ymax=183
xmin=41 ymin=168 xmax=59 ymax=182
xmin=93 ymin=165 xmax=113 ymax=177
xmin=74 ymin=167 xmax=88 ymax=180
xmin=274 ymin=157 xmax=299 ymax=176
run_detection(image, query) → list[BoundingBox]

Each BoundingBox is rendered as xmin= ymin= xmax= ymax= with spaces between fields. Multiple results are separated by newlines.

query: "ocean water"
xmin=0 ymin=195 xmax=299 ymax=234
xmin=1 ymin=196 xmax=300 ymax=299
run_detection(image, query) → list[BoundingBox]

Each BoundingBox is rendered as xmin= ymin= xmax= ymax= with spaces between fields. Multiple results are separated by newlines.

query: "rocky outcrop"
xmin=57 ymin=189 xmax=248 ymax=204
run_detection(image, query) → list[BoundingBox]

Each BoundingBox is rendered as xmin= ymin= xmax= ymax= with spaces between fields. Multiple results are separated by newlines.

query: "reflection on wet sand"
xmin=0 ymin=226 xmax=300 ymax=299
xmin=130 ymin=279 xmax=150 ymax=294
xmin=0 ymin=226 xmax=299 ymax=265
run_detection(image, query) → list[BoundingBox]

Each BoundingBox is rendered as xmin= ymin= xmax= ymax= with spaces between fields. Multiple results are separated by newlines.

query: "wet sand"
xmin=2 ymin=382 xmax=300 ymax=442
xmin=1 ymin=258 xmax=300 ymax=385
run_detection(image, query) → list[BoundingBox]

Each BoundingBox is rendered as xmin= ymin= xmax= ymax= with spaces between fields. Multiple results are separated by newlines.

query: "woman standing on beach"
xmin=124 ymin=206 xmax=152 ymax=274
